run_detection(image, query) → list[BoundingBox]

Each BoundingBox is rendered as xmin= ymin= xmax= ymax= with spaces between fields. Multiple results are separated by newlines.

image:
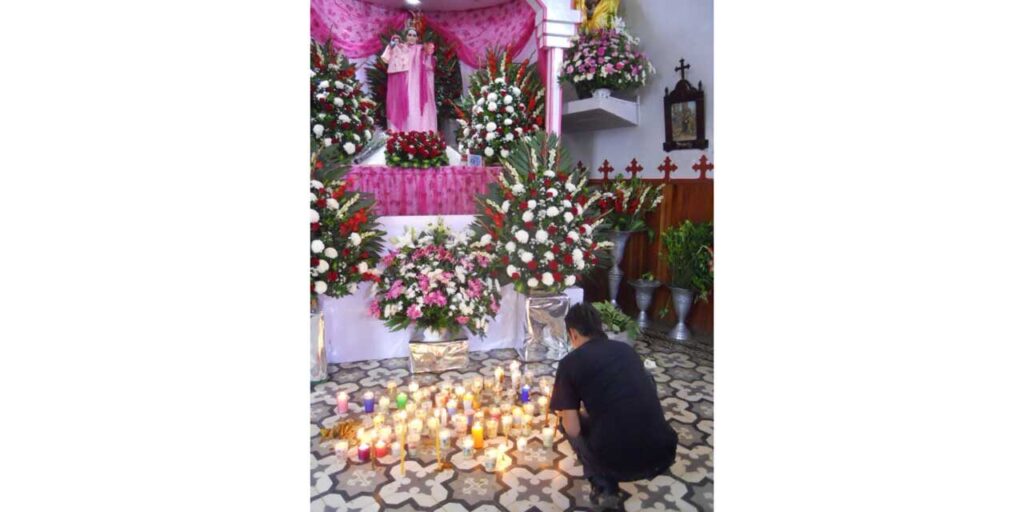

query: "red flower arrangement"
xmin=385 ymin=130 xmax=449 ymax=168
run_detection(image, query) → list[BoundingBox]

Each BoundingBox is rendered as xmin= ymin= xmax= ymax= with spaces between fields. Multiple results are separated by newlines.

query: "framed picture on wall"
xmin=663 ymin=59 xmax=709 ymax=151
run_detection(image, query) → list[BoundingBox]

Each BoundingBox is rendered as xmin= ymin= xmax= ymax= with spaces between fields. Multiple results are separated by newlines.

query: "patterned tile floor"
xmin=310 ymin=328 xmax=714 ymax=511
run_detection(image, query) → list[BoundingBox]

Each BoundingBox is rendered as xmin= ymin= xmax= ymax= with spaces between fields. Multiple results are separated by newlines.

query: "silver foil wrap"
xmin=409 ymin=326 xmax=469 ymax=373
xmin=310 ymin=307 xmax=328 ymax=382
xmin=518 ymin=292 xmax=570 ymax=361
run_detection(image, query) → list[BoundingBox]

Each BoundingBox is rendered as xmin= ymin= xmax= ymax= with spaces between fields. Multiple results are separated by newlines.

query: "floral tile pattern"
xmin=311 ymin=328 xmax=713 ymax=511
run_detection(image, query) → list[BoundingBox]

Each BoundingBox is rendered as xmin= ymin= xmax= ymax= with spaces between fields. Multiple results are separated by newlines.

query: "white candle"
xmin=409 ymin=381 xmax=419 ymax=394
xmin=378 ymin=396 xmax=391 ymax=411
xmin=334 ymin=440 xmax=349 ymax=461
xmin=439 ymin=428 xmax=451 ymax=449
xmin=390 ymin=441 xmax=401 ymax=458
xmin=336 ymin=392 xmax=349 ymax=414
xmin=538 ymin=396 xmax=549 ymax=416
xmin=516 ymin=437 xmax=527 ymax=452
xmin=542 ymin=427 xmax=554 ymax=448
xmin=483 ymin=448 xmax=497 ymax=471
xmin=501 ymin=414 xmax=512 ymax=435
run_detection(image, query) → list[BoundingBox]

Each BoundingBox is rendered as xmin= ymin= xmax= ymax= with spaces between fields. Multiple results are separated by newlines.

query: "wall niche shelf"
xmin=561 ymin=95 xmax=639 ymax=132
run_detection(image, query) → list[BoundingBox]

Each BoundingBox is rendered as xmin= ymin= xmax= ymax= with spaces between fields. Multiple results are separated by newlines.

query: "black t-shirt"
xmin=551 ymin=335 xmax=677 ymax=479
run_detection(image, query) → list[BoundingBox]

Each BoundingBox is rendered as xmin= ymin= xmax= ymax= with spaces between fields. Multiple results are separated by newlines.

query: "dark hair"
xmin=565 ymin=302 xmax=605 ymax=338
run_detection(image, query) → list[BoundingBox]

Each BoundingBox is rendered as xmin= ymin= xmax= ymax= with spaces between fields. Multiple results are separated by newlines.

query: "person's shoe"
xmin=595 ymin=490 xmax=622 ymax=511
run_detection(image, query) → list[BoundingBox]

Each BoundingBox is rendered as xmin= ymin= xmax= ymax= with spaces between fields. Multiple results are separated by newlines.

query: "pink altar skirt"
xmin=346 ymin=165 xmax=499 ymax=216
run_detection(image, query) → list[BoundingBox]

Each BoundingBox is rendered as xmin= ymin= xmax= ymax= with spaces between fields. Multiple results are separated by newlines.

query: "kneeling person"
xmin=551 ymin=303 xmax=678 ymax=509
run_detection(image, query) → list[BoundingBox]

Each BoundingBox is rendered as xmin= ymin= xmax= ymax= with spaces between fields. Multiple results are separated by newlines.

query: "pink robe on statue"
xmin=381 ymin=43 xmax=437 ymax=132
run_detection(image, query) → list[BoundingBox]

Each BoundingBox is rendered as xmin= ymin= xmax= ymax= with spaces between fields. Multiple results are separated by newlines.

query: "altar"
xmin=346 ymin=165 xmax=498 ymax=216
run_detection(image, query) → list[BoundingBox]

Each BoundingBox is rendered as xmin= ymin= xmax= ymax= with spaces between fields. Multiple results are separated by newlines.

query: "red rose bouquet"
xmin=473 ymin=133 xmax=612 ymax=294
xmin=385 ymin=130 xmax=449 ymax=168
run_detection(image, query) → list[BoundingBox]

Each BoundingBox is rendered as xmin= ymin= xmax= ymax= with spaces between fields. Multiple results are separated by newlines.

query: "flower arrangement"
xmin=561 ymin=27 xmax=655 ymax=97
xmin=473 ymin=133 xmax=612 ymax=294
xmin=453 ymin=48 xmax=544 ymax=164
xmin=662 ymin=220 xmax=714 ymax=301
xmin=370 ymin=219 xmax=502 ymax=335
xmin=593 ymin=300 xmax=639 ymax=340
xmin=311 ymin=39 xmax=376 ymax=155
xmin=596 ymin=174 xmax=664 ymax=233
xmin=310 ymin=146 xmax=386 ymax=300
xmin=385 ymin=130 xmax=449 ymax=168
xmin=367 ymin=21 xmax=463 ymax=127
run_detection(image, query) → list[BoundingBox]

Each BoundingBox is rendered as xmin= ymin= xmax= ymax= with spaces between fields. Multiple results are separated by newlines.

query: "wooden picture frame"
xmin=663 ymin=59 xmax=709 ymax=151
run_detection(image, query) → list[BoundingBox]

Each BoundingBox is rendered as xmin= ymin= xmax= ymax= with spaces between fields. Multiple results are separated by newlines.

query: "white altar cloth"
xmin=323 ymin=215 xmax=583 ymax=364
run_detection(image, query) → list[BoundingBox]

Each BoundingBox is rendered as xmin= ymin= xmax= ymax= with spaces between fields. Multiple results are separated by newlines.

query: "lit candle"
xmin=409 ymin=418 xmax=423 ymax=436
xmin=500 ymin=403 xmax=512 ymax=415
xmin=472 ymin=376 xmax=483 ymax=393
xmin=512 ymin=408 xmax=523 ymax=426
xmin=407 ymin=433 xmax=420 ymax=456
xmin=356 ymin=427 xmax=367 ymax=444
xmin=521 ymin=414 xmax=533 ymax=436
xmin=471 ymin=422 xmax=484 ymax=449
xmin=524 ymin=403 xmax=535 ymax=416
xmin=440 ymin=408 xmax=449 ymax=428
xmin=378 ymin=396 xmax=391 ymax=411
xmin=387 ymin=379 xmax=398 ymax=398
xmin=454 ymin=414 xmax=468 ymax=435
xmin=426 ymin=417 xmax=439 ymax=434
xmin=373 ymin=413 xmax=385 ymax=428
xmin=462 ymin=393 xmax=474 ymax=413
xmin=524 ymin=370 xmax=534 ymax=386
xmin=520 ymin=384 xmax=531 ymax=403
xmin=439 ymin=428 xmax=452 ymax=449
xmin=336 ymin=392 xmax=349 ymax=414
xmin=542 ymin=427 xmax=554 ymax=448
xmin=454 ymin=385 xmax=466 ymax=399
xmin=357 ymin=442 xmax=371 ymax=462
xmin=446 ymin=399 xmax=458 ymax=418
xmin=440 ymin=381 xmax=453 ymax=394
xmin=396 ymin=392 xmax=408 ymax=410
xmin=538 ymin=396 xmax=549 ymax=416
xmin=409 ymin=381 xmax=419 ymax=394
xmin=490 ymin=406 xmax=502 ymax=421
xmin=501 ymin=414 xmax=512 ymax=436
xmin=486 ymin=418 xmax=499 ymax=439
xmin=362 ymin=391 xmax=375 ymax=413
xmin=516 ymin=437 xmax=528 ymax=452
xmin=483 ymin=448 xmax=497 ymax=471
xmin=511 ymin=370 xmax=521 ymax=391
xmin=391 ymin=441 xmax=401 ymax=458
xmin=334 ymin=440 xmax=349 ymax=461
xmin=375 ymin=440 xmax=388 ymax=458
xmin=379 ymin=426 xmax=392 ymax=443
xmin=395 ymin=422 xmax=407 ymax=440
xmin=509 ymin=360 xmax=520 ymax=374
xmin=495 ymin=367 xmax=504 ymax=387
xmin=461 ymin=436 xmax=474 ymax=457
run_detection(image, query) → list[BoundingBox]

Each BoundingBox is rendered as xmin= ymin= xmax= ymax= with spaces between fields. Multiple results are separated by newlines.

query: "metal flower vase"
xmin=629 ymin=279 xmax=662 ymax=329
xmin=668 ymin=287 xmax=694 ymax=342
xmin=519 ymin=291 xmax=571 ymax=362
xmin=409 ymin=325 xmax=469 ymax=373
xmin=608 ymin=230 xmax=634 ymax=307
xmin=310 ymin=299 xmax=328 ymax=383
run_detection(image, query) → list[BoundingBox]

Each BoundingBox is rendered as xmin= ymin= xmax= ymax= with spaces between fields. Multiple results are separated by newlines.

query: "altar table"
xmin=320 ymin=215 xmax=583 ymax=364
xmin=346 ymin=165 xmax=499 ymax=216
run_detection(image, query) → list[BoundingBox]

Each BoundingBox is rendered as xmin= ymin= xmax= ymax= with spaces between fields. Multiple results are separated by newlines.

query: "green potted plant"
xmin=661 ymin=220 xmax=713 ymax=341
xmin=593 ymin=301 xmax=639 ymax=344
xmin=628 ymin=271 xmax=661 ymax=329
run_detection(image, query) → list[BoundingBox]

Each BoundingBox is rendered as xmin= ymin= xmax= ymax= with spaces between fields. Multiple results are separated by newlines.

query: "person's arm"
xmin=558 ymin=409 xmax=582 ymax=438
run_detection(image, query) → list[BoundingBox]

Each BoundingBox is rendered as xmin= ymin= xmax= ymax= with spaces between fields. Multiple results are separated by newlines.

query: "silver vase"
xmin=409 ymin=325 xmax=469 ymax=373
xmin=629 ymin=279 xmax=662 ymax=329
xmin=608 ymin=230 xmax=634 ymax=307
xmin=310 ymin=298 xmax=328 ymax=383
xmin=668 ymin=287 xmax=694 ymax=342
xmin=519 ymin=291 xmax=571 ymax=362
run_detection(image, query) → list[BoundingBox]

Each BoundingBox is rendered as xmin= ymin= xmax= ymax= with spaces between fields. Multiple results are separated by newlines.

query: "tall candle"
xmin=426 ymin=417 xmax=439 ymax=434
xmin=396 ymin=392 xmax=408 ymax=410
xmin=521 ymin=414 xmax=533 ymax=435
xmin=440 ymin=408 xmax=449 ymax=428
xmin=471 ymin=422 xmax=484 ymax=449
xmin=395 ymin=422 xmax=407 ymax=440
xmin=362 ymin=391 xmax=375 ymax=413
xmin=509 ymin=360 xmax=520 ymax=374
xmin=542 ymin=427 xmax=554 ymax=448
xmin=334 ymin=440 xmax=349 ymax=461
xmin=375 ymin=440 xmax=389 ymax=458
xmin=336 ymin=392 xmax=349 ymax=414
xmin=357 ymin=442 xmax=370 ymax=462
xmin=520 ymin=384 xmax=531 ymax=403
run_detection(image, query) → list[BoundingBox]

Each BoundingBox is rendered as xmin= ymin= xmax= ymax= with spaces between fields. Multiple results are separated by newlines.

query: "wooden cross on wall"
xmin=658 ymin=156 xmax=678 ymax=181
xmin=625 ymin=158 xmax=643 ymax=179
xmin=675 ymin=58 xmax=691 ymax=81
xmin=598 ymin=159 xmax=614 ymax=180
xmin=692 ymin=154 xmax=714 ymax=179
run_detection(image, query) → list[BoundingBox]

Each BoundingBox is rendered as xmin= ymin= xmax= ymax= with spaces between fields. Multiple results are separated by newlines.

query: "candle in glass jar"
xmin=524 ymin=403 xmax=535 ymax=416
xmin=462 ymin=393 xmax=474 ymax=413
xmin=409 ymin=418 xmax=423 ymax=436
xmin=440 ymin=408 xmax=449 ymax=428
xmin=386 ymin=379 xmax=398 ymax=399
xmin=494 ymin=367 xmax=504 ymax=387
xmin=362 ymin=391 xmax=375 ymax=413
xmin=511 ymin=370 xmax=521 ymax=391
xmin=378 ymin=396 xmax=391 ymax=411
xmin=334 ymin=440 xmax=349 ymax=461
xmin=472 ymin=376 xmax=483 ymax=392
xmin=357 ymin=442 xmax=371 ymax=462
xmin=538 ymin=396 xmax=549 ymax=416
xmin=396 ymin=392 xmax=408 ymax=410
xmin=375 ymin=440 xmax=388 ymax=458
xmin=471 ymin=422 xmax=484 ymax=448
xmin=390 ymin=441 xmax=401 ymax=458
xmin=446 ymin=399 xmax=458 ymax=418
xmin=542 ymin=427 xmax=554 ymax=448
xmin=486 ymin=419 xmax=499 ymax=439
xmin=461 ymin=436 xmax=474 ymax=457
xmin=379 ymin=426 xmax=392 ymax=443
xmin=439 ymin=428 xmax=451 ymax=449
xmin=501 ymin=414 xmax=512 ymax=435
xmin=521 ymin=414 xmax=533 ymax=435
xmin=426 ymin=417 xmax=439 ymax=434
xmin=408 ymin=381 xmax=419 ymax=394
xmin=336 ymin=392 xmax=349 ymax=414
xmin=520 ymin=384 xmax=531 ymax=403
xmin=524 ymin=370 xmax=534 ymax=386
xmin=509 ymin=360 xmax=520 ymax=374
xmin=373 ymin=413 xmax=385 ymax=428
xmin=453 ymin=414 xmax=468 ymax=435
xmin=407 ymin=433 xmax=420 ymax=456
xmin=483 ymin=449 xmax=497 ymax=471
xmin=512 ymin=408 xmax=523 ymax=425
xmin=516 ymin=437 xmax=527 ymax=452
xmin=454 ymin=385 xmax=466 ymax=399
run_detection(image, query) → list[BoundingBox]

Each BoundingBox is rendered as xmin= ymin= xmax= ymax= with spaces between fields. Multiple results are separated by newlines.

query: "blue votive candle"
xmin=520 ymin=384 xmax=531 ymax=403
xmin=362 ymin=391 xmax=375 ymax=413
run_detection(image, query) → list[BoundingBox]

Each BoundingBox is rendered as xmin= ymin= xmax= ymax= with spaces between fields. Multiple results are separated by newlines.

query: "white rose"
xmin=544 ymin=251 xmax=555 ymax=262
xmin=527 ymin=277 xmax=539 ymax=288
xmin=326 ymin=198 xmax=339 ymax=210
xmin=314 ymin=281 xmax=328 ymax=294
xmin=522 ymin=211 xmax=534 ymax=223
xmin=311 ymin=180 xmax=323 ymax=189
xmin=546 ymin=206 xmax=559 ymax=217
xmin=515 ymin=230 xmax=529 ymax=243
xmin=504 ymin=133 xmax=514 ymax=142
xmin=512 ymin=86 xmax=521 ymax=96
xmin=484 ymin=147 xmax=495 ymax=157
xmin=487 ymin=92 xmax=498 ymax=102
xmin=504 ymin=118 xmax=513 ymax=126
xmin=504 ymin=94 xmax=513 ymax=104
xmin=480 ymin=234 xmax=493 ymax=245
xmin=339 ymin=114 xmax=351 ymax=123
xmin=357 ymin=261 xmax=369 ymax=274
xmin=463 ymin=128 xmax=471 ymax=137
xmin=505 ymin=241 xmax=516 ymax=252
xmin=486 ymin=122 xmax=497 ymax=132
xmin=364 ymin=129 xmax=372 ymax=140
xmin=333 ymin=97 xmax=344 ymax=107
xmin=520 ymin=251 xmax=534 ymax=263
xmin=511 ymin=184 xmax=525 ymax=195
xmin=506 ymin=265 xmax=519 ymax=277
xmin=583 ymin=224 xmax=594 ymax=235
xmin=318 ymin=80 xmax=329 ymax=89
xmin=505 ymin=105 xmax=514 ymax=113
xmin=343 ymin=142 xmax=356 ymax=155
xmin=323 ymin=138 xmax=332 ymax=147
xmin=542 ymin=272 xmax=554 ymax=286
xmin=316 ymin=259 xmax=330 ymax=273
xmin=568 ymin=231 xmax=580 ymax=242
xmin=311 ymin=240 xmax=325 ymax=253
xmin=485 ymin=132 xmax=496 ymax=142
xmin=564 ymin=212 xmax=574 ymax=223
xmin=488 ymin=102 xmax=498 ymax=111
xmin=566 ymin=182 xmax=577 ymax=193
xmin=543 ymin=170 xmax=555 ymax=178
xmin=334 ymin=80 xmax=343 ymax=88
xmin=535 ymin=230 xmax=549 ymax=243
xmin=501 ymin=200 xmax=511 ymax=213
xmin=324 ymin=247 xmax=338 ymax=259
xmin=527 ymin=200 xmax=537 ymax=209
xmin=500 ymin=149 xmax=509 ymax=158
xmin=310 ymin=209 xmax=320 ymax=223
xmin=546 ymin=188 xmax=558 ymax=198
xmin=352 ymin=133 xmax=360 ymax=142
xmin=349 ymin=232 xmax=362 ymax=246
xmin=312 ymin=124 xmax=324 ymax=137
xmin=565 ymin=275 xmax=576 ymax=286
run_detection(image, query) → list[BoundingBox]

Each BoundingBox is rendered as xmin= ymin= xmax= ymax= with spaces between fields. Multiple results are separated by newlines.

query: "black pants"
xmin=560 ymin=417 xmax=621 ymax=493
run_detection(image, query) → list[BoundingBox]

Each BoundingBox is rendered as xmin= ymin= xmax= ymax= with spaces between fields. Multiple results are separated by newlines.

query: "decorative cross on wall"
xmin=692 ymin=154 xmax=714 ymax=179
xmin=625 ymin=158 xmax=643 ymax=179
xmin=598 ymin=159 xmax=614 ymax=180
xmin=658 ymin=156 xmax=678 ymax=181
xmin=675 ymin=58 xmax=691 ymax=81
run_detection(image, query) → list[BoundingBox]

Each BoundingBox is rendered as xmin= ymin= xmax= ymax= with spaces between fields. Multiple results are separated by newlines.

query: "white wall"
xmin=561 ymin=0 xmax=713 ymax=180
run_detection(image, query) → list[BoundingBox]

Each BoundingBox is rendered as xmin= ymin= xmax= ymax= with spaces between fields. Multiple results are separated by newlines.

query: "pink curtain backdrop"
xmin=347 ymin=165 xmax=499 ymax=216
xmin=311 ymin=0 xmax=536 ymax=67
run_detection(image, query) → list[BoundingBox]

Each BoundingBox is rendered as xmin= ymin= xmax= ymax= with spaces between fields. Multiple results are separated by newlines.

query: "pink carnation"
xmin=406 ymin=305 xmax=422 ymax=320
xmin=368 ymin=300 xmax=381 ymax=318
xmin=456 ymin=316 xmax=469 ymax=325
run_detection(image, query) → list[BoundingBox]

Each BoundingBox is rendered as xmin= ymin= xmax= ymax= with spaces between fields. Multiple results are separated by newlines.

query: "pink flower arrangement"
xmin=561 ymin=28 xmax=654 ymax=96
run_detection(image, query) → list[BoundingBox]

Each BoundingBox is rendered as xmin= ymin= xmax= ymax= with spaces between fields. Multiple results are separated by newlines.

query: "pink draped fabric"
xmin=384 ymin=44 xmax=437 ymax=131
xmin=347 ymin=165 xmax=499 ymax=216
xmin=310 ymin=0 xmax=536 ymax=67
